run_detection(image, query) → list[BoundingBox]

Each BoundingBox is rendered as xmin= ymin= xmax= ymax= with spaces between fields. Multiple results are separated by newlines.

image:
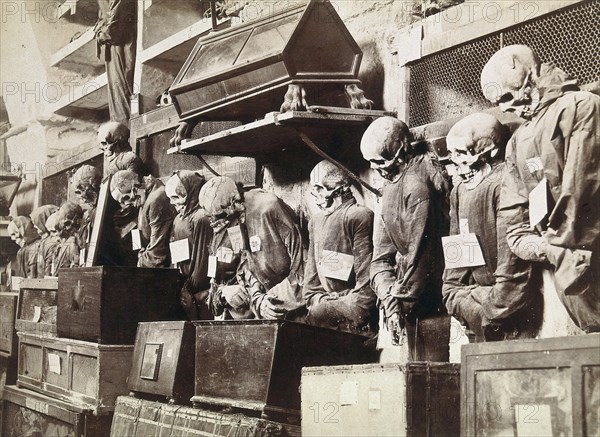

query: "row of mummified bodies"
xmin=8 ymin=45 xmax=598 ymax=360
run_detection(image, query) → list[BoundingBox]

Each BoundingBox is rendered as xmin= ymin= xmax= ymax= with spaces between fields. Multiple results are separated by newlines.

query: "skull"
xmin=56 ymin=202 xmax=83 ymax=239
xmin=45 ymin=212 xmax=61 ymax=243
xmin=72 ymin=165 xmax=102 ymax=207
xmin=198 ymin=176 xmax=243 ymax=232
xmin=97 ymin=121 xmax=130 ymax=158
xmin=309 ymin=160 xmax=350 ymax=212
xmin=360 ymin=117 xmax=413 ymax=181
xmin=31 ymin=204 xmax=59 ymax=237
xmin=110 ymin=170 xmax=146 ymax=210
xmin=7 ymin=221 xmax=24 ymax=247
xmin=165 ymin=174 xmax=188 ymax=216
xmin=481 ymin=45 xmax=541 ymax=120
xmin=446 ymin=113 xmax=509 ymax=189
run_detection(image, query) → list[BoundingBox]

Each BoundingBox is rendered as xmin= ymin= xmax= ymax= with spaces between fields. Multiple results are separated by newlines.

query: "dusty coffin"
xmin=57 ymin=266 xmax=183 ymax=344
xmin=0 ymin=291 xmax=19 ymax=357
xmin=192 ymin=320 xmax=377 ymax=419
xmin=301 ymin=362 xmax=460 ymax=437
xmin=2 ymin=384 xmax=113 ymax=437
xmin=128 ymin=321 xmax=195 ymax=403
xmin=110 ymin=395 xmax=301 ymax=437
xmin=15 ymin=277 xmax=58 ymax=336
xmin=169 ymin=0 xmax=363 ymax=121
xmin=461 ymin=333 xmax=600 ymax=437
xmin=16 ymin=332 xmax=133 ymax=414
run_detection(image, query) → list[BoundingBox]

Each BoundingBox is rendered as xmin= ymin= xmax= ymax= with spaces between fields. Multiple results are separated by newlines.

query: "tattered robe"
xmin=30 ymin=205 xmax=59 ymax=277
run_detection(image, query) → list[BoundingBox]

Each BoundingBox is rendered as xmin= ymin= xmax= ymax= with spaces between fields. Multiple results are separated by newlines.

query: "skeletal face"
xmin=165 ymin=175 xmax=187 ymax=216
xmin=97 ymin=122 xmax=129 ymax=158
xmin=114 ymin=184 xmax=145 ymax=210
xmin=360 ymin=117 xmax=412 ymax=181
xmin=481 ymin=45 xmax=541 ymax=120
xmin=7 ymin=223 xmax=24 ymax=247
xmin=74 ymin=182 xmax=99 ymax=207
xmin=198 ymin=177 xmax=243 ymax=232
xmin=46 ymin=213 xmax=60 ymax=243
xmin=309 ymin=161 xmax=345 ymax=211
xmin=57 ymin=206 xmax=82 ymax=239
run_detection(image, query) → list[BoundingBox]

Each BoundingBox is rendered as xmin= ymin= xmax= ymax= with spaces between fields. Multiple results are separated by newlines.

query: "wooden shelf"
xmin=140 ymin=19 xmax=231 ymax=68
xmin=167 ymin=109 xmax=389 ymax=156
xmin=50 ymin=27 xmax=104 ymax=75
xmin=51 ymin=72 xmax=108 ymax=119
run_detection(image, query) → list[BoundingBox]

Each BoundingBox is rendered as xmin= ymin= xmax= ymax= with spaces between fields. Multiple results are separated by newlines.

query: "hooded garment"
xmin=442 ymin=163 xmax=542 ymax=341
xmin=371 ymin=152 xmax=451 ymax=361
xmin=171 ymin=171 xmax=213 ymax=320
xmin=31 ymin=205 xmax=60 ymax=277
xmin=137 ymin=177 xmax=176 ymax=268
xmin=499 ymin=64 xmax=600 ymax=332
xmin=11 ymin=216 xmax=41 ymax=279
xmin=303 ymin=196 xmax=378 ymax=334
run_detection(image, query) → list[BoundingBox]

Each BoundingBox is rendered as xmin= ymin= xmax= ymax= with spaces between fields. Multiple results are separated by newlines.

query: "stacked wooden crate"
xmin=2 ymin=266 xmax=183 ymax=436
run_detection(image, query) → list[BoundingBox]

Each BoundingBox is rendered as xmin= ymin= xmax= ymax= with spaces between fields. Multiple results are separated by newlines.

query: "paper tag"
xmin=368 ymin=390 xmax=381 ymax=410
xmin=339 ymin=381 xmax=359 ymax=406
xmin=514 ymin=404 xmax=553 ymax=437
xmin=131 ymin=229 xmax=142 ymax=251
xmin=170 ymin=239 xmax=190 ymax=264
xmin=166 ymin=348 xmax=173 ymax=358
xmin=459 ymin=218 xmax=470 ymax=236
xmin=48 ymin=353 xmax=61 ymax=374
xmin=32 ymin=306 xmax=42 ymax=323
xmin=442 ymin=233 xmax=486 ymax=269
xmin=249 ymin=235 xmax=261 ymax=252
xmin=79 ymin=248 xmax=86 ymax=266
xmin=11 ymin=276 xmax=23 ymax=291
xmin=529 ymin=178 xmax=548 ymax=227
xmin=207 ymin=256 xmax=218 ymax=278
xmin=227 ymin=226 xmax=245 ymax=253
xmin=216 ymin=247 xmax=234 ymax=264
xmin=320 ymin=250 xmax=354 ymax=281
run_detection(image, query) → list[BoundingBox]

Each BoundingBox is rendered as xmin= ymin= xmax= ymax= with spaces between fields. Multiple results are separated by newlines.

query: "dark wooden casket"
xmin=0 ymin=291 xmax=18 ymax=357
xmin=2 ymin=385 xmax=113 ymax=437
xmin=15 ymin=277 xmax=58 ymax=336
xmin=110 ymin=395 xmax=301 ymax=437
xmin=17 ymin=332 xmax=133 ymax=414
xmin=192 ymin=320 xmax=378 ymax=420
xmin=57 ymin=266 xmax=183 ymax=344
xmin=461 ymin=334 xmax=600 ymax=437
xmin=301 ymin=362 xmax=460 ymax=437
xmin=128 ymin=321 xmax=195 ymax=403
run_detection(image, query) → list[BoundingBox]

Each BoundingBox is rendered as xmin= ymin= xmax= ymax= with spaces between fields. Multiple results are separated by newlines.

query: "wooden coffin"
xmin=16 ymin=332 xmax=133 ymax=414
xmin=15 ymin=277 xmax=58 ymax=336
xmin=0 ymin=291 xmax=18 ymax=357
xmin=301 ymin=362 xmax=460 ymax=437
xmin=2 ymin=385 xmax=113 ymax=437
xmin=128 ymin=321 xmax=195 ymax=403
xmin=0 ymin=355 xmax=18 ymax=396
xmin=192 ymin=320 xmax=378 ymax=420
xmin=57 ymin=266 xmax=183 ymax=344
xmin=111 ymin=395 xmax=301 ymax=437
xmin=461 ymin=334 xmax=600 ymax=437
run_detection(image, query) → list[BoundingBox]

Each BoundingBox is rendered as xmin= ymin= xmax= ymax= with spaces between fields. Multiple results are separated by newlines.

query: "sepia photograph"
xmin=0 ymin=0 xmax=598 ymax=435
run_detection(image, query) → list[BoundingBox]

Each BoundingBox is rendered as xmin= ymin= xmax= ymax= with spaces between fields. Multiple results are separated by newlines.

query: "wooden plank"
xmin=50 ymin=27 xmax=104 ymax=75
xmin=167 ymin=111 xmax=384 ymax=156
xmin=43 ymin=140 xmax=101 ymax=178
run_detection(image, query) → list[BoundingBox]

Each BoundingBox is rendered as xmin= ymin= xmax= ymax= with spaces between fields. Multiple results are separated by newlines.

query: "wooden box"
xmin=192 ymin=320 xmax=378 ymax=420
xmin=15 ymin=277 xmax=58 ymax=336
xmin=2 ymin=385 xmax=113 ymax=437
xmin=16 ymin=332 xmax=134 ymax=414
xmin=128 ymin=321 xmax=196 ymax=403
xmin=461 ymin=334 xmax=600 ymax=437
xmin=57 ymin=266 xmax=183 ymax=344
xmin=0 ymin=292 xmax=18 ymax=357
xmin=111 ymin=395 xmax=301 ymax=437
xmin=301 ymin=362 xmax=460 ymax=437
xmin=0 ymin=355 xmax=18 ymax=397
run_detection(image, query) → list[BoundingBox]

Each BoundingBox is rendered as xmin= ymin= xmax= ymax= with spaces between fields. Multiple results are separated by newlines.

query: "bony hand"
xmin=260 ymin=296 xmax=287 ymax=320
xmin=96 ymin=31 xmax=112 ymax=45
xmin=386 ymin=312 xmax=405 ymax=346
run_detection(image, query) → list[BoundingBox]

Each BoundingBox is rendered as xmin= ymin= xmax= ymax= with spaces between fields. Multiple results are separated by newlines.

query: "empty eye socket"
xmin=497 ymin=92 xmax=514 ymax=104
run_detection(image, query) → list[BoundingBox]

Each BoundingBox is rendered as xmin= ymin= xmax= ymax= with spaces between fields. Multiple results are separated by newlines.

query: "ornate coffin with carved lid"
xmin=57 ymin=266 xmax=182 ymax=344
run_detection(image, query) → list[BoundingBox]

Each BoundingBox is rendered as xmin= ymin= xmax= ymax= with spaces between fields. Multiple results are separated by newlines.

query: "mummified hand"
xmin=387 ymin=312 xmax=405 ymax=346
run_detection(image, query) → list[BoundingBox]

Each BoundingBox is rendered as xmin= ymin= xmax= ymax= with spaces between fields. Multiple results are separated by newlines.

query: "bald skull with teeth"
xmin=309 ymin=160 xmax=350 ymax=213
xmin=72 ymin=165 xmax=102 ymax=208
xmin=480 ymin=45 xmax=542 ymax=120
xmin=446 ymin=113 xmax=509 ymax=190
xmin=360 ymin=117 xmax=413 ymax=181
xmin=165 ymin=174 xmax=188 ymax=217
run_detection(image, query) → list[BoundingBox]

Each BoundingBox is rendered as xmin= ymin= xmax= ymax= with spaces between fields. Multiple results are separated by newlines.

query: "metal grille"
xmin=408 ymin=1 xmax=600 ymax=127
